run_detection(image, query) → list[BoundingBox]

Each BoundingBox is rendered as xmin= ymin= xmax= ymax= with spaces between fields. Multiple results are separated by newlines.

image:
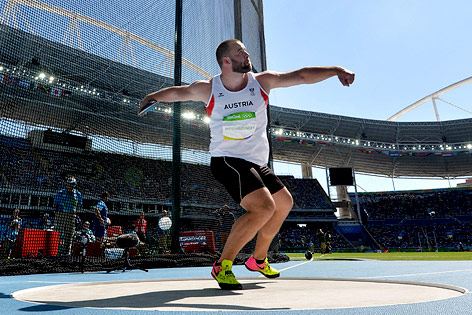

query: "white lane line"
xmin=361 ymin=268 xmax=472 ymax=279
xmin=278 ymin=260 xmax=313 ymax=272
xmin=27 ymin=281 xmax=76 ymax=284
xmin=257 ymin=260 xmax=312 ymax=277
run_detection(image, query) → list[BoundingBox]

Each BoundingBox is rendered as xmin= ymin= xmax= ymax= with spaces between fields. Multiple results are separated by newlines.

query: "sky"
xmin=262 ymin=0 xmax=472 ymax=192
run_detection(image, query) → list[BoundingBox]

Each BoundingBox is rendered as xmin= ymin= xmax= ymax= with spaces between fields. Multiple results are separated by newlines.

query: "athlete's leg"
xmin=253 ymin=187 xmax=293 ymax=260
xmin=217 ymin=187 xmax=276 ymax=263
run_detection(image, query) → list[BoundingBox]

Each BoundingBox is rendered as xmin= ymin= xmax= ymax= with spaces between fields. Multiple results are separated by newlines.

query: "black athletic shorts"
xmin=210 ymin=156 xmax=285 ymax=204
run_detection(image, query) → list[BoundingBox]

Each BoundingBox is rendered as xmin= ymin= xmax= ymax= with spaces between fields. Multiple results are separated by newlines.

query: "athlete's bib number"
xmin=222 ymin=112 xmax=256 ymax=140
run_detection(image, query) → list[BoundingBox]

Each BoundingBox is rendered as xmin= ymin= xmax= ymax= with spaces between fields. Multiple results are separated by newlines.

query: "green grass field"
xmin=286 ymin=251 xmax=472 ymax=261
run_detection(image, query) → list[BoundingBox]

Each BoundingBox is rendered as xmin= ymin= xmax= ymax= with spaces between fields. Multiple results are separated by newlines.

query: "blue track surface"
xmin=2 ymin=259 xmax=472 ymax=314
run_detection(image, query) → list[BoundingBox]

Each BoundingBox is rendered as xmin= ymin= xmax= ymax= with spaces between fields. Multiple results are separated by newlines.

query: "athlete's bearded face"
xmin=230 ymin=57 xmax=252 ymax=73
xmin=229 ymin=43 xmax=252 ymax=73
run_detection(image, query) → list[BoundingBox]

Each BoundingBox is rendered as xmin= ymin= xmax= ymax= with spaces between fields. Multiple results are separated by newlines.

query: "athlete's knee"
xmin=242 ymin=193 xmax=276 ymax=220
xmin=251 ymin=197 xmax=276 ymax=215
xmin=283 ymin=192 xmax=294 ymax=211
xmin=259 ymin=197 xmax=276 ymax=218
xmin=274 ymin=188 xmax=294 ymax=214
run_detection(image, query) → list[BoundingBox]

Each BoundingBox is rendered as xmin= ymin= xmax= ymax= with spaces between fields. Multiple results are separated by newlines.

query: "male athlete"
xmin=139 ymin=39 xmax=355 ymax=289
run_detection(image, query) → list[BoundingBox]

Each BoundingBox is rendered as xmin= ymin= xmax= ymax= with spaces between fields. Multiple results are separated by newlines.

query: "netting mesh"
xmin=0 ymin=0 xmax=291 ymax=275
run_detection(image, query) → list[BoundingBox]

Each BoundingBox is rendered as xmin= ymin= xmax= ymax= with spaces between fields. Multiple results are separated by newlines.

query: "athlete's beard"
xmin=231 ymin=58 xmax=252 ymax=73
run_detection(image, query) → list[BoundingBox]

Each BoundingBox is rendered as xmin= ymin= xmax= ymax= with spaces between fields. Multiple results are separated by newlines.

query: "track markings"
xmin=362 ymin=268 xmax=472 ymax=279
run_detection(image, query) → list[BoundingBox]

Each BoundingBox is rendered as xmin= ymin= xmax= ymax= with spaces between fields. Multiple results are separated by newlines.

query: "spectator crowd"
xmin=2 ymin=135 xmax=471 ymax=255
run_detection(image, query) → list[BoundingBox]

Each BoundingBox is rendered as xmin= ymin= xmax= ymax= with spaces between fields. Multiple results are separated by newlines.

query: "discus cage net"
xmin=0 ymin=0 xmax=291 ymax=275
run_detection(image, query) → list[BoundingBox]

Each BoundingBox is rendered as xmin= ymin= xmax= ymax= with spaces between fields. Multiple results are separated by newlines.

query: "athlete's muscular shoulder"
xmin=253 ymin=70 xmax=281 ymax=93
xmin=185 ymin=79 xmax=212 ymax=103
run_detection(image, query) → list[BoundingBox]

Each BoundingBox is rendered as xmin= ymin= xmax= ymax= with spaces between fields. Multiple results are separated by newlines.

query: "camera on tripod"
xmin=76 ymin=230 xmax=92 ymax=246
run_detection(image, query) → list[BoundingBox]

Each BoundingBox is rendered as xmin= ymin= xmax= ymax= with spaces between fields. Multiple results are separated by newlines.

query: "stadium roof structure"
xmin=269 ymin=106 xmax=472 ymax=178
xmin=2 ymin=24 xmax=472 ymax=180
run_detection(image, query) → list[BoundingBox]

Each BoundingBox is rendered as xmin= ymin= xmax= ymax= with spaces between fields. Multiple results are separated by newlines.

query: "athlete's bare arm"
xmin=255 ymin=66 xmax=355 ymax=93
xmin=138 ymin=80 xmax=212 ymax=114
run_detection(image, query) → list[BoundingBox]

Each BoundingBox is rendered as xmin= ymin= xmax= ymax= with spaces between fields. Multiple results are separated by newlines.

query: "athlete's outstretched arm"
xmin=138 ymin=80 xmax=211 ymax=115
xmin=256 ymin=66 xmax=355 ymax=93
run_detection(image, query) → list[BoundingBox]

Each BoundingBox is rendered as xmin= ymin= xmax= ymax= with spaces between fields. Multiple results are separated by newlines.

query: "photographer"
xmin=213 ymin=205 xmax=235 ymax=251
xmin=74 ymin=221 xmax=95 ymax=272
xmin=40 ymin=213 xmax=54 ymax=231
xmin=316 ymin=229 xmax=327 ymax=254
xmin=75 ymin=221 xmax=95 ymax=244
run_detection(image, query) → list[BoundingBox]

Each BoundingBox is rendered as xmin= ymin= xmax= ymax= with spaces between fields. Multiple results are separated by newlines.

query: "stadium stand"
xmin=279 ymin=225 xmax=355 ymax=252
xmin=0 ymin=135 xmax=337 ymax=212
xmin=356 ymin=189 xmax=472 ymax=220
xmin=0 ymin=135 xmax=336 ymax=260
xmin=2 ymin=132 xmax=472 ymax=261
xmin=353 ymin=190 xmax=472 ymax=251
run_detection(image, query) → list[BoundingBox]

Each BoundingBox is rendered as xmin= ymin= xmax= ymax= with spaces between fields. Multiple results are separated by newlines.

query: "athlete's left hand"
xmin=337 ymin=68 xmax=355 ymax=87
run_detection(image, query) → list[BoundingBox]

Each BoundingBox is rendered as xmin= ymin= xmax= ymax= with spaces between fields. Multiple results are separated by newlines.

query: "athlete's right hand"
xmin=138 ymin=97 xmax=157 ymax=117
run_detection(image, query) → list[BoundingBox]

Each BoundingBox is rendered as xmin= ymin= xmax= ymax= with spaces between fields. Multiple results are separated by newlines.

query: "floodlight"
xmin=183 ymin=112 xmax=196 ymax=120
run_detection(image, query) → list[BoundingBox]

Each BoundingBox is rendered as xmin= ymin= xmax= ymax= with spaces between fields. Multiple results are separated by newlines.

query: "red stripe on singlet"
xmin=206 ymin=95 xmax=215 ymax=116
xmin=260 ymin=88 xmax=269 ymax=107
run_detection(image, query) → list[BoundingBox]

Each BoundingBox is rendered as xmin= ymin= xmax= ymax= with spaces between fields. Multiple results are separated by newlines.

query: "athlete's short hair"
xmin=216 ymin=39 xmax=241 ymax=68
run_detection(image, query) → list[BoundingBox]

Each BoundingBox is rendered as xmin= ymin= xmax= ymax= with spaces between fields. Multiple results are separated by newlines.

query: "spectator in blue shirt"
xmin=3 ymin=208 xmax=21 ymax=258
xmin=10 ymin=208 xmax=22 ymax=228
xmin=53 ymin=177 xmax=82 ymax=256
xmin=94 ymin=191 xmax=110 ymax=244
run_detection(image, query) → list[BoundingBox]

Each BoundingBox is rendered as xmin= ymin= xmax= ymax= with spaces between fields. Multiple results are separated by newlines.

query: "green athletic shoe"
xmin=245 ymin=255 xmax=280 ymax=278
xmin=211 ymin=259 xmax=242 ymax=290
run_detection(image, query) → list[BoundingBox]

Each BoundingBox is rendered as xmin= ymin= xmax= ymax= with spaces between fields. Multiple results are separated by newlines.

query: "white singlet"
xmin=205 ymin=72 xmax=269 ymax=166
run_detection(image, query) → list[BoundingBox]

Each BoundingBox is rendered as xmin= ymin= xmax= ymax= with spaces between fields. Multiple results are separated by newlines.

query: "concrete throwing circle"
xmin=13 ymin=277 xmax=466 ymax=311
